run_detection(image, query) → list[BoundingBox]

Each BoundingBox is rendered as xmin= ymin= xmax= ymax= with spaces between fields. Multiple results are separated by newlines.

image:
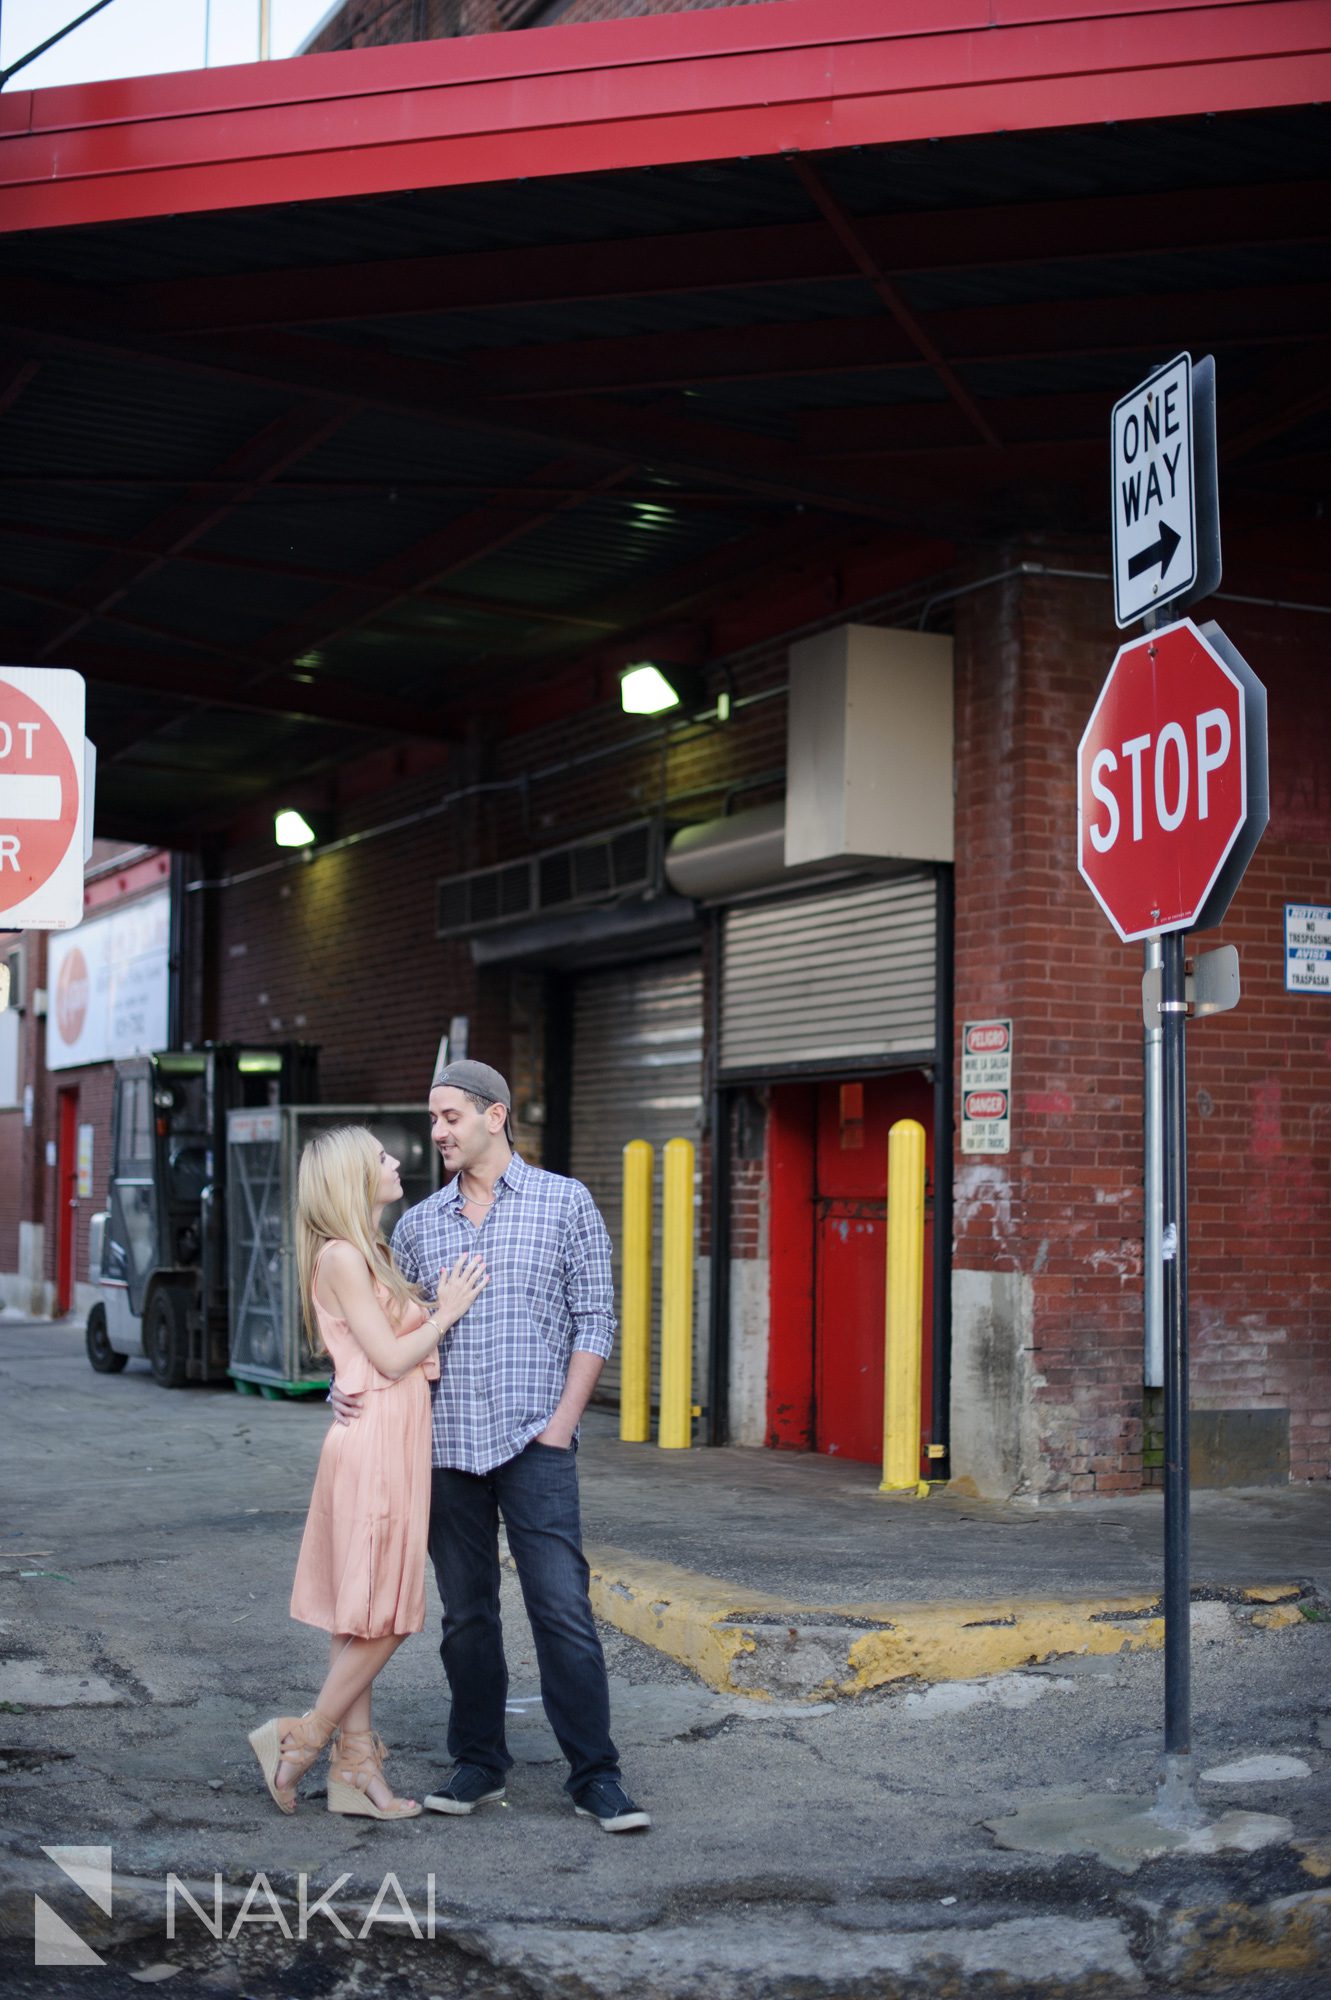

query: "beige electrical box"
xmin=784 ymin=623 xmax=954 ymax=868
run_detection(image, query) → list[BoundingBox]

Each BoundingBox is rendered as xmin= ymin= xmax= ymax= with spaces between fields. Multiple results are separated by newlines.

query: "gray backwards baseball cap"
xmin=430 ymin=1057 xmax=512 ymax=1123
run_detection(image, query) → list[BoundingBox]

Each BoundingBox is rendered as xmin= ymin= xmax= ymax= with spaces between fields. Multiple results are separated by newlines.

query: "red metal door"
xmin=56 ymin=1087 xmax=79 ymax=1315
xmin=812 ymin=1074 xmax=933 ymax=1466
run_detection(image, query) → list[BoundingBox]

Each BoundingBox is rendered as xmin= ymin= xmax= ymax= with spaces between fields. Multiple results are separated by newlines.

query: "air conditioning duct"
xmin=785 ymin=624 xmax=954 ymax=868
xmin=664 ymin=802 xmax=787 ymax=901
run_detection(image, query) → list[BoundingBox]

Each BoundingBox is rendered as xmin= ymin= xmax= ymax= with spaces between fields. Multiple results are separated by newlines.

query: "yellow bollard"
xmin=619 ymin=1140 xmax=653 ymax=1443
xmin=658 ymin=1136 xmax=695 ymax=1449
xmin=880 ymin=1117 xmax=929 ymax=1495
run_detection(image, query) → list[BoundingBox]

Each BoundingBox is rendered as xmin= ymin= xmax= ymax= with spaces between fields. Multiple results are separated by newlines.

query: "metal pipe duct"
xmin=665 ymin=802 xmax=787 ymax=902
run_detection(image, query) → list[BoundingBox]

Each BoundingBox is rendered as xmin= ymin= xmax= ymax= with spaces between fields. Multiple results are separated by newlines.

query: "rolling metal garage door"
xmin=569 ymin=956 xmax=704 ymax=1406
xmin=720 ymin=874 xmax=938 ymax=1074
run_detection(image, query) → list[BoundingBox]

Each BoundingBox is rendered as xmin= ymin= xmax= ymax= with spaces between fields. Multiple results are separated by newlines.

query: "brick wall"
xmin=951 ymin=552 xmax=1331 ymax=1493
xmin=200 ymin=555 xmax=1329 ymax=1490
xmin=531 ymin=0 xmax=767 ymax=24
xmin=208 ymin=651 xmax=786 ymax=1110
xmin=303 ymin=0 xmax=768 ymax=55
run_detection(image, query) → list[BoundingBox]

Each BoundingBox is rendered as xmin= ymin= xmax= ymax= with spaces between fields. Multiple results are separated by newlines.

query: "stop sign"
xmin=1077 ymin=619 xmax=1267 ymax=942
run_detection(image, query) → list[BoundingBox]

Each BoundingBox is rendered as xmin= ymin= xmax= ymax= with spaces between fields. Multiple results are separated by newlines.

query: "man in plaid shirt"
xmin=335 ymin=1057 xmax=649 ymax=1833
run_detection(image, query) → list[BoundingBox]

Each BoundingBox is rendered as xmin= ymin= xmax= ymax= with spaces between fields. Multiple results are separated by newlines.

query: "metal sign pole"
xmin=1141 ymin=607 xmax=1164 ymax=1398
xmin=1143 ymin=936 xmax=1164 ymax=1391
xmin=1090 ymin=352 xmax=1265 ymax=1836
xmin=1156 ymin=924 xmax=1197 ymax=1820
xmin=1134 ymin=503 xmax=1200 ymax=1826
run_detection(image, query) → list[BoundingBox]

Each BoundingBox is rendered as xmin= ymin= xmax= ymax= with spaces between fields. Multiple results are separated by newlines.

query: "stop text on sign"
xmin=1085 ymin=708 xmax=1232 ymax=853
xmin=1077 ymin=619 xmax=1266 ymax=944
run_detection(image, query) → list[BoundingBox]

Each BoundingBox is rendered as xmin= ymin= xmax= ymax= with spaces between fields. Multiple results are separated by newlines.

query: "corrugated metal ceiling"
xmin=0 ymin=106 xmax=1326 ymax=839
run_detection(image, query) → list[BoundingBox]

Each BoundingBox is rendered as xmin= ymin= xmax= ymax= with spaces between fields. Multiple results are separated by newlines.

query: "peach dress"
xmin=289 ymin=1243 xmax=439 ymax=1639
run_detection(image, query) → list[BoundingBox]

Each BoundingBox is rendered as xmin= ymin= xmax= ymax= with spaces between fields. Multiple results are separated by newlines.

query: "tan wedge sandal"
xmin=248 ymin=1709 xmax=336 ymax=1815
xmin=327 ymin=1728 xmax=422 ymax=1820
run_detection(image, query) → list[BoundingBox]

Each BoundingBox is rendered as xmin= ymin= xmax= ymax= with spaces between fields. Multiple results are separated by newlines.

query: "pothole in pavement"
xmin=0 ymin=1927 xmax=538 ymax=2000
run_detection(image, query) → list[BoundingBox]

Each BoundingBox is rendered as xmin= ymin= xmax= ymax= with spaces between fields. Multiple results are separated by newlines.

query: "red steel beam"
xmin=197 ymin=326 xmax=923 ymax=525
xmin=575 ymin=514 xmax=848 ymax=638
xmin=243 ymin=456 xmax=631 ymax=678
xmin=64 ymin=642 xmax=455 ymax=739
xmin=33 ymin=401 xmax=351 ymax=659
xmin=467 ymin=284 xmax=1331 ymax=402
xmin=0 ymin=300 xmax=926 ymax=527
xmin=492 ymin=523 xmax=959 ymax=731
xmin=0 ymin=352 xmax=39 ymax=415
xmin=1217 ymin=345 xmax=1331 ymax=463
xmin=801 ymin=394 xmax=1108 ymax=460
xmin=803 ymin=344 xmax=1331 ymax=468
xmin=708 ymin=529 xmax=958 ymax=657
xmin=24 ymin=181 xmax=1330 ymax=337
xmin=0 ymin=515 xmax=616 ymax=631
xmin=0 ymin=474 xmax=742 ymax=505
xmin=789 ymin=156 xmax=1000 ymax=449
xmin=2 ymin=573 xmax=301 ymax=678
xmin=0 ymin=3 xmax=1327 ymax=233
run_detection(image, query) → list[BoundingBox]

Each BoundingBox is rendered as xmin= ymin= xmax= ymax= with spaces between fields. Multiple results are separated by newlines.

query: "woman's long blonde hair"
xmin=296 ymin=1125 xmax=421 ymax=1352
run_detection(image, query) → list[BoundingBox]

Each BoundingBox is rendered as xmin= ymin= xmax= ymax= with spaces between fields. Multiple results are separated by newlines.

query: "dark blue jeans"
xmin=427 ymin=1440 xmax=619 ymax=1797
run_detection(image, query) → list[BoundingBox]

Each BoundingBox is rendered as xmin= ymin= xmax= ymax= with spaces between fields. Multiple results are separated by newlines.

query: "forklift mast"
xmin=100 ymin=1042 xmax=318 ymax=1381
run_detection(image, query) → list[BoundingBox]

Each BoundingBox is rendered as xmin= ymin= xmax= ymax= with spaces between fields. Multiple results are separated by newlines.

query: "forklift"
xmin=85 ymin=1043 xmax=317 ymax=1387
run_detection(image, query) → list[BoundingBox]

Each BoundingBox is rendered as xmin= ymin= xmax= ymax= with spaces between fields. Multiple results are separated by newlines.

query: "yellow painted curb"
xmin=841 ymin=1597 xmax=1163 ymax=1693
xmin=1251 ymin=1603 xmax=1305 ymax=1630
xmin=582 ymin=1544 xmax=1173 ymax=1700
xmin=587 ymin=1549 xmax=778 ymax=1696
xmin=1166 ymin=1889 xmax=1331 ymax=1983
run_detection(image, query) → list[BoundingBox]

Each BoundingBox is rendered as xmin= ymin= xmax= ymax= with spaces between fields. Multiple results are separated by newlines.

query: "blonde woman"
xmin=247 ymin=1126 xmax=487 ymax=1819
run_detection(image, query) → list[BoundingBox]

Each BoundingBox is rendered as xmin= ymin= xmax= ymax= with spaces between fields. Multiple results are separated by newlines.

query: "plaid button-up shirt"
xmin=390 ymin=1153 xmax=616 ymax=1474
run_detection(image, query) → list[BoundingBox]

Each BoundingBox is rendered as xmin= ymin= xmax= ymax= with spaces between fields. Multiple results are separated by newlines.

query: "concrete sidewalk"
xmin=571 ymin=1414 xmax=1331 ymax=1699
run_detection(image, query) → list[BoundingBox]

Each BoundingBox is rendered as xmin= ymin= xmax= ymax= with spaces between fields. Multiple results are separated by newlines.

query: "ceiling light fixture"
xmin=274 ymin=808 xmax=319 ymax=848
xmin=620 ymin=663 xmax=685 ymax=716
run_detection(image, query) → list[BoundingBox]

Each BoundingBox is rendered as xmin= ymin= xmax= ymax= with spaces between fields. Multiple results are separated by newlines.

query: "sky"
xmin=0 ymin=1 xmax=340 ymax=89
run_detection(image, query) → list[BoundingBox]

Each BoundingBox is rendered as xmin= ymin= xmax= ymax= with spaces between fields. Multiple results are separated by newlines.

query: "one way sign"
xmin=1111 ymin=352 xmax=1220 ymax=629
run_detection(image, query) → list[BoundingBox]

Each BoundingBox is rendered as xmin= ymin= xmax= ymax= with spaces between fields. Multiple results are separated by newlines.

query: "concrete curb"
xmin=583 ymin=1549 xmax=1314 ymax=1700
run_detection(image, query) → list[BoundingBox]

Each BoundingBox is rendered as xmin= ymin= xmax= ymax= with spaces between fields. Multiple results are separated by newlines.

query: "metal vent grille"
xmin=436 ymin=820 xmax=662 ymax=938
xmin=720 ymin=875 xmax=938 ymax=1074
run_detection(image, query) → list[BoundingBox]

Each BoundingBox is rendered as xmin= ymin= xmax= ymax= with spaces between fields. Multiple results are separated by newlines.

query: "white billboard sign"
xmin=45 ymin=889 xmax=170 ymax=1071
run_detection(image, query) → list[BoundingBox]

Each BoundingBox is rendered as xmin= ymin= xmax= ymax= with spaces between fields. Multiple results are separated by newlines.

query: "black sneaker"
xmin=422 ymin=1765 xmax=506 ymax=1815
xmin=573 ymin=1776 xmax=651 ymax=1833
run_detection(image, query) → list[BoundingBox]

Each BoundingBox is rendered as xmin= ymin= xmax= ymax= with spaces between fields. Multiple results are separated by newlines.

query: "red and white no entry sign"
xmin=0 ymin=667 xmax=88 ymax=930
xmin=1077 ymin=620 xmax=1267 ymax=942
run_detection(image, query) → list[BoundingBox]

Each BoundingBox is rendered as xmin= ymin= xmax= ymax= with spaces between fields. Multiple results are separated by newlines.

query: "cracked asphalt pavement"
xmin=1 ymin=1315 xmax=1328 ymax=1999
